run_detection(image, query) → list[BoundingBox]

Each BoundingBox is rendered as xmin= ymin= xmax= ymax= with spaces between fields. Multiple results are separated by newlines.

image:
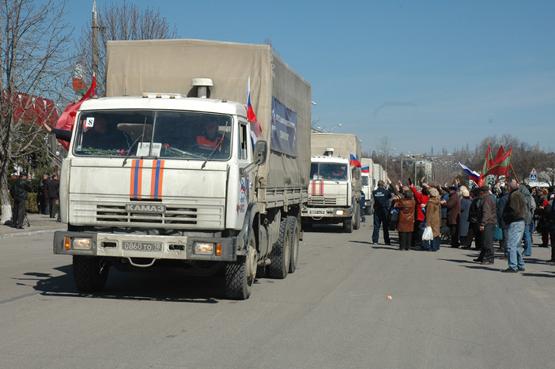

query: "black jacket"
xmin=373 ymin=187 xmax=392 ymax=213
xmin=11 ymin=179 xmax=32 ymax=201
xmin=46 ymin=179 xmax=60 ymax=199
xmin=468 ymin=197 xmax=482 ymax=224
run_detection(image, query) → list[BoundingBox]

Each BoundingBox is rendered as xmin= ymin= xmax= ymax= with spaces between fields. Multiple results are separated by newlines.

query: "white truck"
xmin=301 ymin=133 xmax=362 ymax=232
xmin=361 ymin=157 xmax=374 ymax=214
xmin=52 ymin=39 xmax=311 ymax=300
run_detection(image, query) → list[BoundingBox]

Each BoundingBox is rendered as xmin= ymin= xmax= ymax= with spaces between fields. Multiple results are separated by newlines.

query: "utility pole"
xmin=91 ymin=0 xmax=99 ymax=79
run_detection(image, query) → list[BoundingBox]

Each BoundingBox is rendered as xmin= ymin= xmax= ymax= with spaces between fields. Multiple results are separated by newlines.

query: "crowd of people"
xmin=371 ymin=177 xmax=555 ymax=272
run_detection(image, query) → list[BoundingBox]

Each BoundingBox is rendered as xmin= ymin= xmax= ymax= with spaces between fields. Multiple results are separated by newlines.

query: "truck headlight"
xmin=72 ymin=238 xmax=92 ymax=250
xmin=336 ymin=210 xmax=344 ymax=216
xmin=194 ymin=242 xmax=214 ymax=255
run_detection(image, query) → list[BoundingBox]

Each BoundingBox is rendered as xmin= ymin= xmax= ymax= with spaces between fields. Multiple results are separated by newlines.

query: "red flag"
xmin=246 ymin=77 xmax=262 ymax=138
xmin=55 ymin=75 xmax=97 ymax=149
xmin=487 ymin=147 xmax=512 ymax=176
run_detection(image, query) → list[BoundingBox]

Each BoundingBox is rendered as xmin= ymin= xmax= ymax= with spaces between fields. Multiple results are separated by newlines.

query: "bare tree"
xmin=0 ymin=0 xmax=71 ymax=223
xmin=76 ymin=0 xmax=176 ymax=95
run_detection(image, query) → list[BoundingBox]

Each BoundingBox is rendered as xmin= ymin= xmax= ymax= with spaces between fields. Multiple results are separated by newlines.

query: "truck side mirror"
xmin=254 ymin=140 xmax=267 ymax=165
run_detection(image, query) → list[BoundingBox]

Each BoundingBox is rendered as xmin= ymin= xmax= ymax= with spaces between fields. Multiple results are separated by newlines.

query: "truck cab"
xmin=301 ymin=149 xmax=361 ymax=232
xmin=53 ymin=95 xmax=278 ymax=299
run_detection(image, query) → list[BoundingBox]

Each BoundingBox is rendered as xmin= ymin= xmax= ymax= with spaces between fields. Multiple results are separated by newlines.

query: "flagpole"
xmin=509 ymin=163 xmax=520 ymax=182
xmin=92 ymin=0 xmax=99 ymax=83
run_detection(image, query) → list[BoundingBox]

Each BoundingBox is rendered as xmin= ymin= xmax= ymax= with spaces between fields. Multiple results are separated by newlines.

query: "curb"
xmin=0 ymin=227 xmax=65 ymax=239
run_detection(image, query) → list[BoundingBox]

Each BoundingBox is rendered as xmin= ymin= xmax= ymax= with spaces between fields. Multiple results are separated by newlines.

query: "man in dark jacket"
xmin=372 ymin=180 xmax=392 ymax=245
xmin=496 ymin=188 xmax=510 ymax=253
xmin=10 ymin=173 xmax=32 ymax=229
xmin=40 ymin=174 xmax=50 ymax=215
xmin=502 ymin=179 xmax=527 ymax=272
xmin=46 ymin=174 xmax=60 ymax=219
xmin=476 ymin=186 xmax=497 ymax=264
xmin=444 ymin=186 xmax=461 ymax=247
xmin=464 ymin=188 xmax=483 ymax=249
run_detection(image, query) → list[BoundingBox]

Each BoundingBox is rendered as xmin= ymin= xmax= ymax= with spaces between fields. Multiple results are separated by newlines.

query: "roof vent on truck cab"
xmin=191 ymin=78 xmax=214 ymax=99
xmin=323 ymin=148 xmax=335 ymax=157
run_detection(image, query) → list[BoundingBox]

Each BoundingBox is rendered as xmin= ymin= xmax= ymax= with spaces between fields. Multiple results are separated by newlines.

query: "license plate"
xmin=311 ymin=209 xmax=326 ymax=215
xmin=122 ymin=241 xmax=162 ymax=252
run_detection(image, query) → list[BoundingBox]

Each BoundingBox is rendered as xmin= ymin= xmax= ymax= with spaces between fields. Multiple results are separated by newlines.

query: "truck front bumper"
xmin=53 ymin=231 xmax=238 ymax=262
xmin=301 ymin=206 xmax=352 ymax=219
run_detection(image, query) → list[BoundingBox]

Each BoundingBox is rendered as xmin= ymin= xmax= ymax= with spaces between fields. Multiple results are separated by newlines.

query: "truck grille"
xmin=95 ymin=204 xmax=215 ymax=226
xmin=308 ymin=196 xmax=337 ymax=206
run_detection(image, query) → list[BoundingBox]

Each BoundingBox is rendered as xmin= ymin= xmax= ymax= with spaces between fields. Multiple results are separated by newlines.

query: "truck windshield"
xmin=361 ymin=176 xmax=369 ymax=186
xmin=310 ymin=163 xmax=348 ymax=181
xmin=73 ymin=110 xmax=232 ymax=160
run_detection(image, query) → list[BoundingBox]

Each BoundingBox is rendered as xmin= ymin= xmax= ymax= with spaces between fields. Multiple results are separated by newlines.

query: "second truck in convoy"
xmin=301 ymin=133 xmax=362 ymax=232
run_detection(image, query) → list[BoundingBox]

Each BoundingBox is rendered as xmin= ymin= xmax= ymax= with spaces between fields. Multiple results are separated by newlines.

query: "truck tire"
xmin=343 ymin=218 xmax=353 ymax=233
xmin=353 ymin=205 xmax=361 ymax=230
xmin=73 ymin=256 xmax=110 ymax=293
xmin=288 ymin=217 xmax=300 ymax=273
xmin=224 ymin=232 xmax=257 ymax=300
xmin=267 ymin=218 xmax=291 ymax=279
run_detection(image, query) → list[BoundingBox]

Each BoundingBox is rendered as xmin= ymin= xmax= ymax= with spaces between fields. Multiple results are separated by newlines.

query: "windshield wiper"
xmin=200 ymin=121 xmax=230 ymax=169
xmin=122 ymin=116 xmax=148 ymax=167
xmin=165 ymin=146 xmax=204 ymax=159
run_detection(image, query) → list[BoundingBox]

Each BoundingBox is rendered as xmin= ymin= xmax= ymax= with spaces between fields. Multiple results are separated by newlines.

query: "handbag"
xmin=422 ymin=226 xmax=434 ymax=241
xmin=494 ymin=225 xmax=503 ymax=241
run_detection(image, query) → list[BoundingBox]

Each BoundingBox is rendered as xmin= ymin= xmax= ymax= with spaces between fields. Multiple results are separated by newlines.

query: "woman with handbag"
xmin=425 ymin=187 xmax=442 ymax=251
xmin=395 ymin=189 xmax=416 ymax=250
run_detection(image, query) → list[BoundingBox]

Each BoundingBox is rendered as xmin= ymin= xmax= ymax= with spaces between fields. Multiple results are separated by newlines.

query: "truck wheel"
xmin=288 ymin=217 xmax=300 ymax=273
xmin=267 ymin=218 xmax=291 ymax=279
xmin=224 ymin=232 xmax=257 ymax=300
xmin=73 ymin=256 xmax=110 ymax=293
xmin=353 ymin=205 xmax=361 ymax=230
xmin=343 ymin=218 xmax=353 ymax=233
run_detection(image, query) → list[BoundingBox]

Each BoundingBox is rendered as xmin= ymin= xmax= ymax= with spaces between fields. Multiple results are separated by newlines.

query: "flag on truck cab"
xmin=349 ymin=154 xmax=361 ymax=167
xmin=361 ymin=165 xmax=370 ymax=173
xmin=55 ymin=74 xmax=97 ymax=150
xmin=246 ymin=77 xmax=262 ymax=138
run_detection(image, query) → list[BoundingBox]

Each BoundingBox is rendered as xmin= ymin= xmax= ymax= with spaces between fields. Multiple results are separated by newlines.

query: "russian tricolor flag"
xmin=247 ymin=77 xmax=262 ymax=139
xmin=458 ymin=162 xmax=481 ymax=182
xmin=361 ymin=165 xmax=370 ymax=173
xmin=350 ymin=154 xmax=361 ymax=168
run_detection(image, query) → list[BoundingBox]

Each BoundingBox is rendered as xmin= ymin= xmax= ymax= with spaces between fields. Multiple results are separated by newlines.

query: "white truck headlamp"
xmin=72 ymin=238 xmax=92 ymax=250
xmin=194 ymin=242 xmax=214 ymax=255
xmin=336 ymin=210 xmax=344 ymax=216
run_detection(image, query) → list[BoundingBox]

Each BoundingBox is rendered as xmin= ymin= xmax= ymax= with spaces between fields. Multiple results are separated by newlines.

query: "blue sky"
xmin=67 ymin=0 xmax=555 ymax=153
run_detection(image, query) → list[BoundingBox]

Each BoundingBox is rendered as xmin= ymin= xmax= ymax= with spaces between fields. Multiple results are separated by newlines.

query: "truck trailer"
xmin=52 ymin=39 xmax=312 ymax=300
xmin=301 ymin=133 xmax=362 ymax=232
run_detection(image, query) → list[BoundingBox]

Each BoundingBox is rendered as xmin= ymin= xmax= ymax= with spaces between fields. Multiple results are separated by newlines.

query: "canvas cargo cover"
xmin=106 ymin=39 xmax=311 ymax=194
xmin=310 ymin=133 xmax=361 ymax=159
xmin=372 ymin=163 xmax=382 ymax=182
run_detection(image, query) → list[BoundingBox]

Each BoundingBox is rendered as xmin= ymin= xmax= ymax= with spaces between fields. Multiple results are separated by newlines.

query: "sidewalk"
xmin=0 ymin=213 xmax=65 ymax=239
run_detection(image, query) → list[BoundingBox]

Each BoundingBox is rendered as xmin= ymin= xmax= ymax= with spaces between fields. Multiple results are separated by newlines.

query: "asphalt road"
xmin=1 ymin=222 xmax=555 ymax=369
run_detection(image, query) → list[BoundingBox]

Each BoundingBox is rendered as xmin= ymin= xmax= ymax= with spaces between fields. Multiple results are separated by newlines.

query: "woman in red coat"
xmin=395 ymin=189 xmax=416 ymax=250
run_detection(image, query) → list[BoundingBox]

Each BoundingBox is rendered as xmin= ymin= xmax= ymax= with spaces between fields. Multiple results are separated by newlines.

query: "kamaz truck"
xmin=301 ymin=133 xmax=361 ymax=232
xmin=52 ymin=39 xmax=311 ymax=300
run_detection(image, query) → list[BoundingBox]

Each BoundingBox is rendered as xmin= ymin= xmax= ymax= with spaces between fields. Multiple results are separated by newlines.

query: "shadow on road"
xmin=464 ymin=265 xmax=500 ymax=272
xmin=439 ymin=258 xmax=474 ymax=264
xmin=522 ymin=272 xmax=555 ymax=278
xmin=17 ymin=265 xmax=224 ymax=304
xmin=302 ymin=225 xmax=346 ymax=233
